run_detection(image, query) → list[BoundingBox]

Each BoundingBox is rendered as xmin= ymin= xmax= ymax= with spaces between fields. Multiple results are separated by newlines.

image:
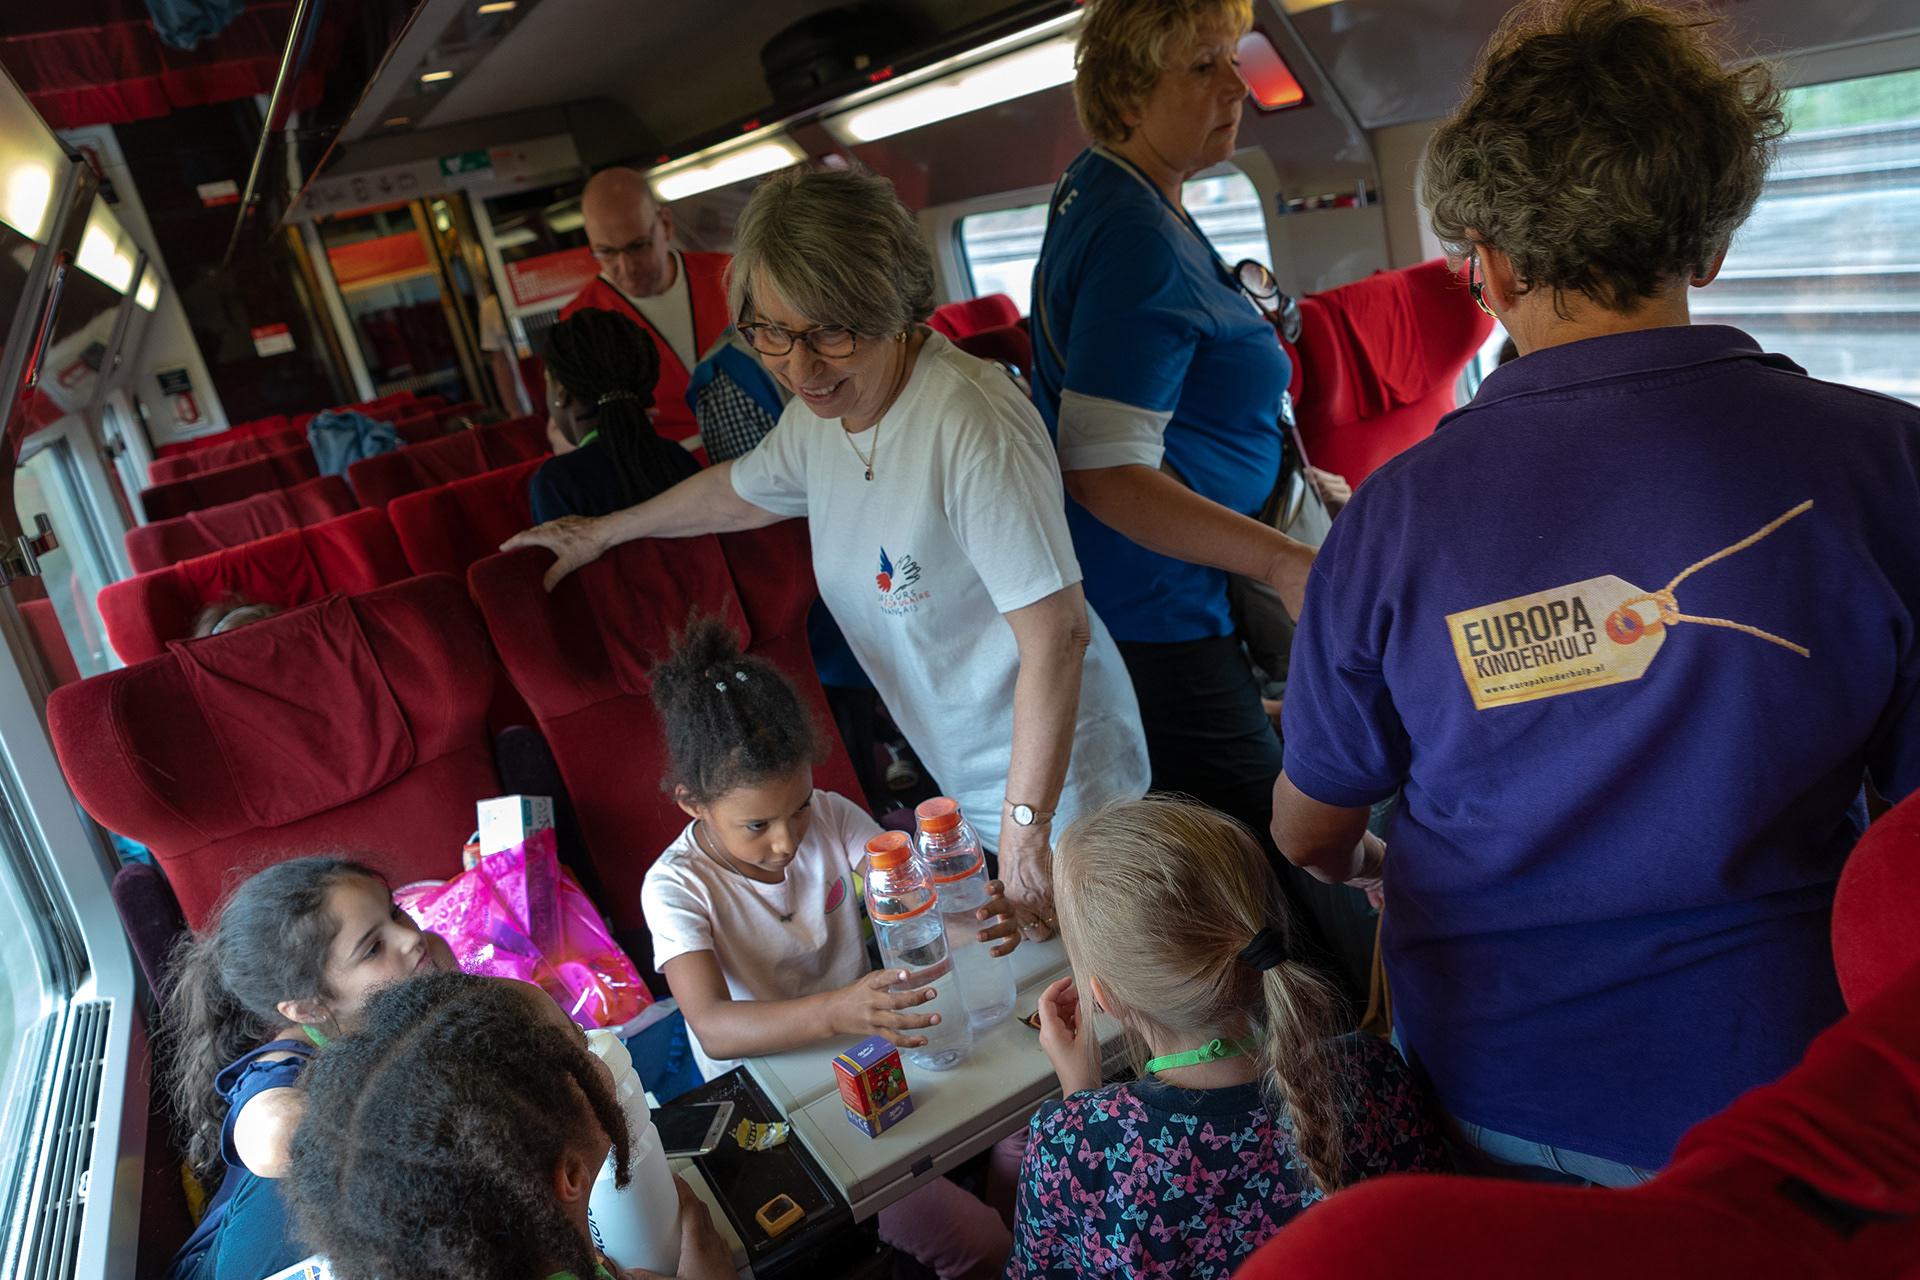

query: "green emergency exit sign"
xmin=439 ymin=150 xmax=493 ymax=176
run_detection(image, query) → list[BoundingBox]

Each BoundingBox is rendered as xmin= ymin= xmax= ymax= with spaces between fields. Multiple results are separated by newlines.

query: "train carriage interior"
xmin=0 ymin=0 xmax=1918 ymax=1277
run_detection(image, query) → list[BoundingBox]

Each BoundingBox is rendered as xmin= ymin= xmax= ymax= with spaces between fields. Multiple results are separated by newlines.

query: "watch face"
xmin=1012 ymin=804 xmax=1035 ymax=826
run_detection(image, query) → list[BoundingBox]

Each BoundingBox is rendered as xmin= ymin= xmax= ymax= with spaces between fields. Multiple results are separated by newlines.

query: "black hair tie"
xmin=1237 ymin=926 xmax=1288 ymax=972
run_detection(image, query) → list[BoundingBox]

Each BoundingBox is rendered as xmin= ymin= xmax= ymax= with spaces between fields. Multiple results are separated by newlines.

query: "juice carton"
xmin=477 ymin=794 xmax=555 ymax=857
xmin=832 ymin=1035 xmax=914 ymax=1138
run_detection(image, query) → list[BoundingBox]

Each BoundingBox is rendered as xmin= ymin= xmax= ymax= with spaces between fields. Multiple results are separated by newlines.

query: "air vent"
xmin=10 ymin=1000 xmax=110 ymax=1280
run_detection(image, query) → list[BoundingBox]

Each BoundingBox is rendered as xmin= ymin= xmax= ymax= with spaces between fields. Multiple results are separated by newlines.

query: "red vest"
xmin=560 ymin=251 xmax=732 ymax=445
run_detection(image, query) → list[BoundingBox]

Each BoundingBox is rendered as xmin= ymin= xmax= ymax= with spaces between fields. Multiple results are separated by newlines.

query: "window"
xmin=956 ymin=167 xmax=1275 ymax=315
xmin=16 ymin=438 xmax=117 ymax=677
xmin=1693 ymin=67 xmax=1920 ymax=406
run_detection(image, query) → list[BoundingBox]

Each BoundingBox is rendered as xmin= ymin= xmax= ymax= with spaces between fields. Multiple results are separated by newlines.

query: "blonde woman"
xmin=1029 ymin=0 xmax=1372 ymax=991
xmin=507 ymin=166 xmax=1150 ymax=935
xmin=1012 ymin=796 xmax=1443 ymax=1279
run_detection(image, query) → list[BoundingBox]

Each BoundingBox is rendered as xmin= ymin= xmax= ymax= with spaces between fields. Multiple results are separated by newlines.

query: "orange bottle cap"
xmin=866 ymin=830 xmax=912 ymax=869
xmin=915 ymin=797 xmax=962 ymax=834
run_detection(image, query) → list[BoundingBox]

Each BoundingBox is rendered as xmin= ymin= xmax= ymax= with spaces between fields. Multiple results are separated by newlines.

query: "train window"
xmin=956 ymin=166 xmax=1275 ymax=315
xmin=16 ymin=439 xmax=117 ymax=677
xmin=1694 ymin=66 xmax=1920 ymax=406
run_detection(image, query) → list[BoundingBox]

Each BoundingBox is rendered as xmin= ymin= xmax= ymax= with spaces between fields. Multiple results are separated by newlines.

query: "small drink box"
xmin=832 ymin=1035 xmax=914 ymax=1137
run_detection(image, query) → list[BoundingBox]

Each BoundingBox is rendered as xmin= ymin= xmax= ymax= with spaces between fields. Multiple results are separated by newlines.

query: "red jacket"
xmin=560 ymin=251 xmax=732 ymax=445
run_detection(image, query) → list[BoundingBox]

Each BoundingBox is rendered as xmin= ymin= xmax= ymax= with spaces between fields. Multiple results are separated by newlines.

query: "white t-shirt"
xmin=610 ymin=253 xmax=696 ymax=372
xmin=641 ymin=789 xmax=880 ymax=1080
xmin=730 ymin=331 xmax=1150 ymax=849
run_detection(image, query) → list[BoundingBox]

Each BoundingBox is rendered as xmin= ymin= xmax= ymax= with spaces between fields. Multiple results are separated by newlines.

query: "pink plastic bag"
xmin=396 ymin=828 xmax=653 ymax=1030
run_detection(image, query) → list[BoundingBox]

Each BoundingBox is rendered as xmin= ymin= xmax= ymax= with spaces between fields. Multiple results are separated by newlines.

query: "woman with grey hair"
xmin=508 ymin=165 xmax=1149 ymax=936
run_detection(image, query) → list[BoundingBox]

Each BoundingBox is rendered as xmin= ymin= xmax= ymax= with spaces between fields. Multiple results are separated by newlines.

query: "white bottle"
xmin=863 ymin=832 xmax=973 ymax=1070
xmin=915 ymin=798 xmax=1017 ymax=1031
xmin=584 ymin=1028 xmax=682 ymax=1276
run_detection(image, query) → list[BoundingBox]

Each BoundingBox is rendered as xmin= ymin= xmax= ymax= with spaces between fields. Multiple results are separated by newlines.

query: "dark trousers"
xmin=1115 ymin=633 xmax=1376 ymax=1006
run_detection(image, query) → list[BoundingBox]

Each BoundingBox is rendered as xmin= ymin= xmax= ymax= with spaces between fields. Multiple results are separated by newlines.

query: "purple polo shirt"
xmin=1282 ymin=325 xmax=1920 ymax=1168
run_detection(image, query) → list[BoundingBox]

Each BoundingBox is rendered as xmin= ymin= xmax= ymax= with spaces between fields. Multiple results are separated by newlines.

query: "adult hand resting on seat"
xmin=623 ymin=1177 xmax=735 ymax=1280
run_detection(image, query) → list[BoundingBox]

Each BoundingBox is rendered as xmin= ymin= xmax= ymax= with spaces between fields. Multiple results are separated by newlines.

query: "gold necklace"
xmin=694 ymin=820 xmax=793 ymax=918
xmin=841 ymin=420 xmax=878 ymax=482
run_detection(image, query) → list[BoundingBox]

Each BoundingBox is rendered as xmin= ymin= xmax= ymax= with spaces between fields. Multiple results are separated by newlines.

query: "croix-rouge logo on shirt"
xmin=876 ymin=547 xmax=930 ymax=616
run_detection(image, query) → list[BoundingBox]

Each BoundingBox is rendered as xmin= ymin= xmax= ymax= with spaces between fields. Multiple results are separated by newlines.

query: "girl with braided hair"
xmin=640 ymin=613 xmax=1019 ymax=1279
xmin=160 ymin=857 xmax=455 ymax=1280
xmin=286 ymin=971 xmax=732 ymax=1280
xmin=1009 ymin=796 xmax=1446 ymax=1279
xmin=530 ymin=307 xmax=701 ymax=524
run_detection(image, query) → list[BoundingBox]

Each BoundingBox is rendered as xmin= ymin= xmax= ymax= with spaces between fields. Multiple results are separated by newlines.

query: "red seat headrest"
xmin=50 ymin=574 xmax=498 ymax=929
xmin=388 ymin=458 xmax=542 ymax=579
xmin=1834 ymin=791 xmax=1920 ymax=1011
xmin=928 ymin=293 xmax=1021 ymax=339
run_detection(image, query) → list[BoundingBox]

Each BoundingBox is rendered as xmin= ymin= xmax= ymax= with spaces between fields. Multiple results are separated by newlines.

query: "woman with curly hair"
xmin=1271 ymin=0 xmax=1920 ymax=1185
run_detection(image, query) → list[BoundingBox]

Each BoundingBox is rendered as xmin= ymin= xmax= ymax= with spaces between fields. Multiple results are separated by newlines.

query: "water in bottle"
xmin=863 ymin=831 xmax=973 ymax=1070
xmin=914 ymin=797 xmax=1016 ymax=1031
xmin=583 ymin=1028 xmax=682 ymax=1275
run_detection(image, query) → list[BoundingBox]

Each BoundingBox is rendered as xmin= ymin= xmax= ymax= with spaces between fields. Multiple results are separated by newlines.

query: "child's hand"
xmin=829 ymin=969 xmax=940 ymax=1048
xmin=975 ymin=879 xmax=1021 ymax=956
xmin=1036 ymin=975 xmax=1100 ymax=1096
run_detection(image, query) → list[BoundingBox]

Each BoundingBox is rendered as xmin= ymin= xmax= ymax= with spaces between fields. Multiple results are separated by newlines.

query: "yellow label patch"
xmin=1447 ymin=574 xmax=1665 ymax=710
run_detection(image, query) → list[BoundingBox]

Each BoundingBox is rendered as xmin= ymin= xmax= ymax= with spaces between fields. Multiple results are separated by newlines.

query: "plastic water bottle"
xmin=863 ymin=832 xmax=973 ymax=1070
xmin=583 ymin=1028 xmax=681 ymax=1275
xmin=915 ymin=798 xmax=1016 ymax=1031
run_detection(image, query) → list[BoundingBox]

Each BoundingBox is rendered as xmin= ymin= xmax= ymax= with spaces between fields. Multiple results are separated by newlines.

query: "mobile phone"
xmin=653 ymin=1101 xmax=735 ymax=1158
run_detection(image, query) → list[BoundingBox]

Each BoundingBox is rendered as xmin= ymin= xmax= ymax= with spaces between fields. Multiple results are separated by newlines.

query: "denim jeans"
xmin=1447 ymin=1114 xmax=1657 ymax=1188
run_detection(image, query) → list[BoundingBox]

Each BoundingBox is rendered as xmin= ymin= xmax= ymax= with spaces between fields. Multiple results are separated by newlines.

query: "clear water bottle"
xmin=915 ymin=798 xmax=1016 ymax=1031
xmin=863 ymin=832 xmax=973 ymax=1070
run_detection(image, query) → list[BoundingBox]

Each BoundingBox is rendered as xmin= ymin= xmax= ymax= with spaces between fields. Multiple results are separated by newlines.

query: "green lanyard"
xmin=301 ymin=1024 xmax=330 ymax=1049
xmin=575 ymin=429 xmax=600 ymax=448
xmin=545 ymin=1266 xmax=617 ymax=1280
xmin=1144 ymin=1037 xmax=1245 ymax=1076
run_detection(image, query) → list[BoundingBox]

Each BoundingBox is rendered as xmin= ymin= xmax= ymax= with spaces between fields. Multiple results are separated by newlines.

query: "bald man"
xmin=560 ymin=167 xmax=734 ymax=447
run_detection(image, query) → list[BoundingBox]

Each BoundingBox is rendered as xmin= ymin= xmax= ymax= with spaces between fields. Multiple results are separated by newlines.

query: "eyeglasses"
xmin=589 ymin=213 xmax=664 ymax=264
xmin=1234 ymin=258 xmax=1302 ymax=344
xmin=738 ymin=322 xmax=859 ymax=359
xmin=1467 ymin=252 xmax=1497 ymax=318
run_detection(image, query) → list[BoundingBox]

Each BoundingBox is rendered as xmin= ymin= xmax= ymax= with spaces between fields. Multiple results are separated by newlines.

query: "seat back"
xmin=929 ymin=293 xmax=1021 ymax=339
xmin=953 ymin=321 xmax=1034 ymax=377
xmin=100 ymin=508 xmax=411 ymax=664
xmin=147 ymin=428 xmax=307 ymax=484
xmin=138 ymin=444 xmax=324 ymax=522
xmin=389 ymin=458 xmax=542 ymax=579
xmin=125 ymin=476 xmax=358 ymax=573
xmin=467 ymin=522 xmax=862 ymax=937
xmin=51 ymin=574 xmax=497 ymax=929
xmin=1290 ymin=258 xmax=1495 ymax=487
xmin=153 ymin=413 xmax=293 ymax=461
xmin=346 ymin=416 xmax=546 ymax=509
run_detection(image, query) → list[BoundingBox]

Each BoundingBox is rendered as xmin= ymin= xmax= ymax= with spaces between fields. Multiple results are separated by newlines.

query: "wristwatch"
xmin=1005 ymin=799 xmax=1055 ymax=828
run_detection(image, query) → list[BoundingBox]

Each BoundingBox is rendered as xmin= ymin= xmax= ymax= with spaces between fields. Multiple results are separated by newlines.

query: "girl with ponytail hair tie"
xmin=1010 ymin=796 xmax=1446 ymax=1279
xmin=530 ymin=307 xmax=701 ymax=524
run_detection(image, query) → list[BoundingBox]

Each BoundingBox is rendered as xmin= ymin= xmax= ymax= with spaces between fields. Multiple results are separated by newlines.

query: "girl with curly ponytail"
xmin=1011 ymin=796 xmax=1448 ymax=1279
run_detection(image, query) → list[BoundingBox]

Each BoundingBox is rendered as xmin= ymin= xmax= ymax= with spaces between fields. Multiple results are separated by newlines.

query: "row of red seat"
xmin=137 ymin=394 xmax=490 ymax=518
xmin=52 ymin=525 xmax=864 ymax=953
xmin=126 ymin=416 xmax=546 ymax=572
xmin=103 ymin=455 xmax=545 ymax=663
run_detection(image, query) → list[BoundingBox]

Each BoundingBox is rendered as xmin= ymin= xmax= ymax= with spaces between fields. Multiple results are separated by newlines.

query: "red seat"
xmin=953 ymin=321 xmax=1034 ymax=376
xmin=393 ymin=413 xmax=441 ymax=446
xmin=138 ymin=444 xmax=323 ymax=522
xmin=389 ymin=458 xmax=542 ymax=579
xmin=99 ymin=508 xmax=411 ymax=664
xmin=434 ymin=399 xmax=486 ymax=426
xmin=346 ymin=415 xmax=546 ymax=509
xmin=50 ymin=574 xmax=497 ymax=929
xmin=1287 ymin=258 xmax=1495 ymax=487
xmin=153 ymin=414 xmax=294 ymax=461
xmin=467 ymin=523 xmax=863 ymax=938
xmin=147 ymin=428 xmax=307 ymax=484
xmin=929 ymin=293 xmax=1021 ymax=339
xmin=125 ymin=476 xmax=360 ymax=573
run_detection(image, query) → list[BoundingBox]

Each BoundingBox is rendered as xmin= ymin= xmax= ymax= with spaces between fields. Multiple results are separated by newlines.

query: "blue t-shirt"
xmin=1030 ymin=147 xmax=1292 ymax=643
xmin=168 ymin=1039 xmax=314 ymax=1280
xmin=1282 ymin=325 xmax=1920 ymax=1169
